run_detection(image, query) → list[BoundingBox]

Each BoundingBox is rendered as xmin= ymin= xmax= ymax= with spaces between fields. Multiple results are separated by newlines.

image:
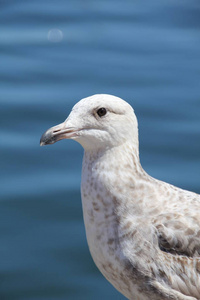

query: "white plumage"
xmin=40 ymin=94 xmax=200 ymax=300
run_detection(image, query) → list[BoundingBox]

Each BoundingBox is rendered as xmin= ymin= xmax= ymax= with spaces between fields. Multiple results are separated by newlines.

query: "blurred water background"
xmin=1 ymin=0 xmax=200 ymax=299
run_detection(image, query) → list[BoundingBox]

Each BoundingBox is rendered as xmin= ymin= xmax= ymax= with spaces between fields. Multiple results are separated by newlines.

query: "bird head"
xmin=40 ymin=94 xmax=138 ymax=151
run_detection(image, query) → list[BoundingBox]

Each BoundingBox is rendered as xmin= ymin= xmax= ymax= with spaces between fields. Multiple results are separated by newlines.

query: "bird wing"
xmin=152 ymin=213 xmax=200 ymax=298
xmin=153 ymin=212 xmax=200 ymax=257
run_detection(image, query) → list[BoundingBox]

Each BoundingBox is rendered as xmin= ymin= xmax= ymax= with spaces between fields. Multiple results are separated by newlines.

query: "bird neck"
xmin=82 ymin=140 xmax=146 ymax=201
xmin=83 ymin=140 xmax=140 ymax=167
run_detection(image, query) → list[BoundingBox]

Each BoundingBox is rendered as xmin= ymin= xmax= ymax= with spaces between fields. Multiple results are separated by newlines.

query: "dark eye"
xmin=97 ymin=107 xmax=107 ymax=117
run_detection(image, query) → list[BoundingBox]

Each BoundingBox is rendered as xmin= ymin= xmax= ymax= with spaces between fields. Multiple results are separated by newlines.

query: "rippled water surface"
xmin=1 ymin=1 xmax=200 ymax=299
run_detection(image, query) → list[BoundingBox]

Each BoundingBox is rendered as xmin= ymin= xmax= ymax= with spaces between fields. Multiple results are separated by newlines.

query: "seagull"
xmin=40 ymin=94 xmax=200 ymax=300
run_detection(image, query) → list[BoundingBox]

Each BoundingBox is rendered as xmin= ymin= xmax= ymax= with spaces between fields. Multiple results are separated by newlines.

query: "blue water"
xmin=1 ymin=1 xmax=200 ymax=299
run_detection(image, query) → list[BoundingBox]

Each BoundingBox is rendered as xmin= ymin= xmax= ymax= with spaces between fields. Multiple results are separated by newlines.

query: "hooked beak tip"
xmin=40 ymin=140 xmax=45 ymax=146
xmin=40 ymin=128 xmax=55 ymax=146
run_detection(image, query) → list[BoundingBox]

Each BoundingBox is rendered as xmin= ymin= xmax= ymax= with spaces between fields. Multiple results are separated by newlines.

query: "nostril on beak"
xmin=53 ymin=129 xmax=61 ymax=133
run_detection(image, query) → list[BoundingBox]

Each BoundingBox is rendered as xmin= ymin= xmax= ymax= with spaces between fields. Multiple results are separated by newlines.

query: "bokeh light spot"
xmin=47 ymin=29 xmax=63 ymax=43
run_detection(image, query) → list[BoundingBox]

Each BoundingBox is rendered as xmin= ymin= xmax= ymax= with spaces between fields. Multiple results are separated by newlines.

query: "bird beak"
xmin=40 ymin=121 xmax=79 ymax=146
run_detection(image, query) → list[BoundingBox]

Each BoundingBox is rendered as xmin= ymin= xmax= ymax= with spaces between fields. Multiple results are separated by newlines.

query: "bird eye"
xmin=97 ymin=107 xmax=107 ymax=117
